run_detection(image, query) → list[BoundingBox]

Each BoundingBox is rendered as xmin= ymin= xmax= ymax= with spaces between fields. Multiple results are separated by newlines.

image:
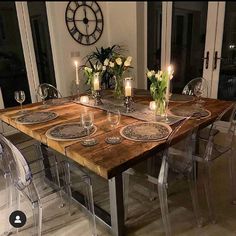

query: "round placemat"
xmin=169 ymin=105 xmax=211 ymax=119
xmin=15 ymin=111 xmax=58 ymax=125
xmin=169 ymin=94 xmax=195 ymax=102
xmin=46 ymin=98 xmax=71 ymax=106
xmin=120 ymin=122 xmax=172 ymax=142
xmin=45 ymin=122 xmax=97 ymax=141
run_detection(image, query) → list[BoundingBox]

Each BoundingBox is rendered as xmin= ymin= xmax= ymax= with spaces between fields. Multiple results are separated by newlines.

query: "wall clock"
xmin=65 ymin=1 xmax=104 ymax=46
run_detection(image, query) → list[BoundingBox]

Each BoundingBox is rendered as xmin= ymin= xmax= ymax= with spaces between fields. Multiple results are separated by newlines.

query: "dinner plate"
xmin=169 ymin=105 xmax=211 ymax=119
xmin=120 ymin=122 xmax=172 ymax=142
xmin=45 ymin=122 xmax=97 ymax=141
xmin=15 ymin=111 xmax=58 ymax=125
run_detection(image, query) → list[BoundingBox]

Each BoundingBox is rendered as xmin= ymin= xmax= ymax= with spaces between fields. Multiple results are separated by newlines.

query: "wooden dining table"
xmin=0 ymin=93 xmax=234 ymax=236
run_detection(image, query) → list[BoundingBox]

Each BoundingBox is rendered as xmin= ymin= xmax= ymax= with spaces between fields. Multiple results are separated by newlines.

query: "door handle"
xmin=202 ymin=51 xmax=209 ymax=69
xmin=214 ymin=51 xmax=223 ymax=70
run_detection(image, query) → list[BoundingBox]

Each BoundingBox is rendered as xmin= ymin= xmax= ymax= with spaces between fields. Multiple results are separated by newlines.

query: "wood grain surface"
xmin=0 ymin=95 xmax=234 ymax=179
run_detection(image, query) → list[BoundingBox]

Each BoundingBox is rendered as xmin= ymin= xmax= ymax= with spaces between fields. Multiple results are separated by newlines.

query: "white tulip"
xmin=147 ymin=71 xmax=153 ymax=78
xmin=104 ymin=59 xmax=109 ymax=66
xmin=109 ymin=62 xmax=115 ymax=68
xmin=115 ymin=57 xmax=122 ymax=65
xmin=126 ymin=56 xmax=132 ymax=62
xmin=124 ymin=60 xmax=131 ymax=67
xmin=155 ymin=70 xmax=163 ymax=81
xmin=85 ymin=67 xmax=92 ymax=73
xmin=151 ymin=70 xmax=155 ymax=76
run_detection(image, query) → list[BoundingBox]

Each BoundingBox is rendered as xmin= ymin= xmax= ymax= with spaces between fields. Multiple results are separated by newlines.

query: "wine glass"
xmin=194 ymin=81 xmax=205 ymax=108
xmin=81 ymin=112 xmax=97 ymax=146
xmin=105 ymin=109 xmax=122 ymax=144
xmin=37 ymin=86 xmax=48 ymax=108
xmin=14 ymin=90 xmax=26 ymax=114
xmin=163 ymin=81 xmax=173 ymax=123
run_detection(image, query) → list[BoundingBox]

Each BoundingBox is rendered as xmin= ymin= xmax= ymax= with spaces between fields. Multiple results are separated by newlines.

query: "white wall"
xmin=46 ymin=1 xmax=109 ymax=96
xmin=46 ymin=1 xmax=145 ymax=96
xmin=106 ymin=2 xmax=138 ymax=87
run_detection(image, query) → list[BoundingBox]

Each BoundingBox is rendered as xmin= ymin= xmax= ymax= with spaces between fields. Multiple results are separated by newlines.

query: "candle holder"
xmin=75 ymin=83 xmax=80 ymax=100
xmin=94 ymin=90 xmax=103 ymax=106
xmin=124 ymin=96 xmax=134 ymax=113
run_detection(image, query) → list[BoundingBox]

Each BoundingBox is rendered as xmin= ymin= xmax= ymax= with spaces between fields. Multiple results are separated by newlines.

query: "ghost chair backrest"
xmin=182 ymin=77 xmax=208 ymax=98
xmin=37 ymin=83 xmax=63 ymax=100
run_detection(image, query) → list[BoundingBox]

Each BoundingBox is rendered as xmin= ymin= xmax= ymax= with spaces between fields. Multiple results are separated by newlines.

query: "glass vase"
xmin=114 ymin=75 xmax=124 ymax=100
xmin=155 ymin=98 xmax=166 ymax=118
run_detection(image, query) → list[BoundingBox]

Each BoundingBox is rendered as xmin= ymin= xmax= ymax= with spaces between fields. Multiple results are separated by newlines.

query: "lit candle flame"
xmin=74 ymin=60 xmax=78 ymax=67
xmin=167 ymin=65 xmax=173 ymax=75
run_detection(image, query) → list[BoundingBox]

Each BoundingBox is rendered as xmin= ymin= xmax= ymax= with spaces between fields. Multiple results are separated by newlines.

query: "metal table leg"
xmin=109 ymin=174 xmax=125 ymax=236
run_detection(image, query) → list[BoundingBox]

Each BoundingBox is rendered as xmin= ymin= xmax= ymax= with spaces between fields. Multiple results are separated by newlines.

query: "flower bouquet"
xmin=147 ymin=69 xmax=173 ymax=116
xmin=103 ymin=56 xmax=132 ymax=99
xmin=82 ymin=61 xmax=104 ymax=96
xmin=85 ymin=45 xmax=125 ymax=88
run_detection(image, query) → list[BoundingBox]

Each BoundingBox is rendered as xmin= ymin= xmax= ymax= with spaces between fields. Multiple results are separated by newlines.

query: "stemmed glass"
xmin=81 ymin=112 xmax=97 ymax=146
xmin=105 ymin=109 xmax=122 ymax=144
xmin=37 ymin=87 xmax=48 ymax=108
xmin=194 ymin=82 xmax=205 ymax=108
xmin=14 ymin=90 xmax=26 ymax=114
xmin=163 ymin=81 xmax=173 ymax=123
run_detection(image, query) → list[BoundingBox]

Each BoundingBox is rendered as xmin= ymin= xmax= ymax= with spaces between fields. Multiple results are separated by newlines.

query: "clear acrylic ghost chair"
xmin=181 ymin=77 xmax=219 ymax=140
xmin=193 ymin=103 xmax=236 ymax=224
xmin=123 ymin=117 xmax=202 ymax=235
xmin=37 ymin=83 xmax=62 ymax=100
xmin=157 ymin=117 xmax=202 ymax=236
xmin=0 ymin=134 xmax=97 ymax=236
xmin=182 ymin=77 xmax=208 ymax=98
xmin=0 ymin=139 xmax=16 ymax=233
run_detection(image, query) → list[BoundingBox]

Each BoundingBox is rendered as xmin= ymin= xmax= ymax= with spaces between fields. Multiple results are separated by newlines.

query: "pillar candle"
xmin=93 ymin=74 xmax=100 ymax=90
xmin=125 ymin=79 xmax=132 ymax=97
xmin=74 ymin=61 xmax=79 ymax=85
xmin=149 ymin=101 xmax=156 ymax=111
xmin=80 ymin=95 xmax=89 ymax=104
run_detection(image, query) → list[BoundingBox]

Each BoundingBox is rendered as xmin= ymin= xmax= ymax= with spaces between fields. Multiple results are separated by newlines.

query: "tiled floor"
xmin=1 ymin=133 xmax=236 ymax=235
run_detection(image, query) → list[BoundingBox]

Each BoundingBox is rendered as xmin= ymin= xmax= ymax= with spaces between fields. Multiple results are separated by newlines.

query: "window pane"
xmin=218 ymin=2 xmax=236 ymax=100
xmin=147 ymin=2 xmax=162 ymax=88
xmin=171 ymin=2 xmax=208 ymax=93
xmin=0 ymin=2 xmax=31 ymax=108
xmin=27 ymin=1 xmax=56 ymax=86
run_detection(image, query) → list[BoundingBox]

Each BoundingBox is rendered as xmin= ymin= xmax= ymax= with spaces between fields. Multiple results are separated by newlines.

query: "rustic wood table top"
xmin=0 ymin=94 xmax=234 ymax=179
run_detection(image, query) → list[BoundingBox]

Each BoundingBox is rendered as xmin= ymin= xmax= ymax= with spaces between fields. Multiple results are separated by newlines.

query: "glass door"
xmin=169 ymin=1 xmax=209 ymax=94
xmin=0 ymin=2 xmax=32 ymax=108
xmin=147 ymin=1 xmax=163 ymax=89
xmin=27 ymin=2 xmax=56 ymax=86
xmin=213 ymin=2 xmax=236 ymax=100
xmin=160 ymin=1 xmax=220 ymax=97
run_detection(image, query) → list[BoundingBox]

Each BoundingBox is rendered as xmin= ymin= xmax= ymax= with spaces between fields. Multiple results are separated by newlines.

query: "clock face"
xmin=65 ymin=1 xmax=104 ymax=46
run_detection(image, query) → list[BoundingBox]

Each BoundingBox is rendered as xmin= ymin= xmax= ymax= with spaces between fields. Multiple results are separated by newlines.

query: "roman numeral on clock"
xmin=77 ymin=33 xmax=83 ymax=43
xmin=70 ymin=26 xmax=77 ymax=36
xmin=96 ymin=26 xmax=102 ymax=33
xmin=86 ymin=35 xmax=90 ymax=44
xmin=91 ymin=32 xmax=96 ymax=40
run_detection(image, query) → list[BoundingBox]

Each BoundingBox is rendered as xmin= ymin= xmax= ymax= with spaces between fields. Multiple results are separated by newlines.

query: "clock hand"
xmin=83 ymin=7 xmax=87 ymax=18
xmin=85 ymin=23 xmax=89 ymax=36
